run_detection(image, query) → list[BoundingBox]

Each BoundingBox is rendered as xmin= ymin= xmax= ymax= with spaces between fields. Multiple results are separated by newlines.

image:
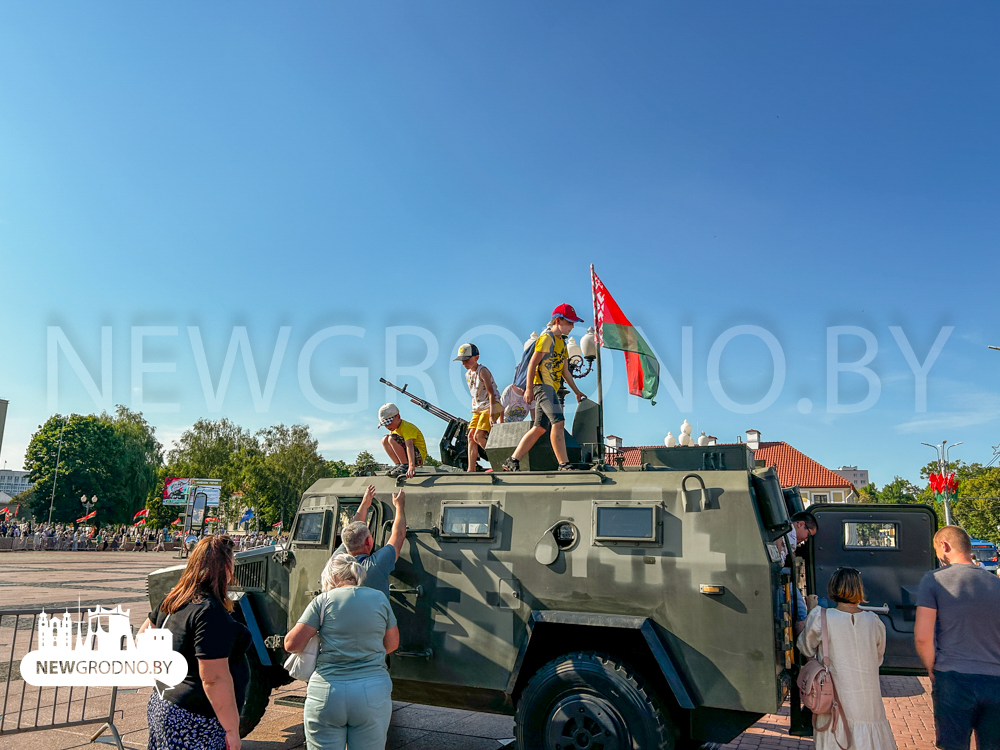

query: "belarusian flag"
xmin=133 ymin=508 xmax=149 ymax=520
xmin=592 ymin=266 xmax=660 ymax=403
xmin=76 ymin=510 xmax=97 ymax=523
xmin=272 ymin=521 xmax=283 ymax=529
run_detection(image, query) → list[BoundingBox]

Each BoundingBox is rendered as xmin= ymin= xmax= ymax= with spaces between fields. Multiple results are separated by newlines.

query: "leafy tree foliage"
xmin=855 ymin=477 xmax=919 ymax=504
xmin=160 ymin=419 xmax=347 ymax=531
xmin=952 ymin=466 xmax=1000 ymax=544
xmin=351 ymin=450 xmax=382 ymax=477
xmin=24 ymin=409 xmax=161 ymax=525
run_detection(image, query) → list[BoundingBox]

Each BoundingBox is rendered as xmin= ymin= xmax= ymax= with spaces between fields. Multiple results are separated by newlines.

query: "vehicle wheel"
xmin=239 ymin=652 xmax=273 ymax=737
xmin=515 ymin=651 xmax=676 ymax=750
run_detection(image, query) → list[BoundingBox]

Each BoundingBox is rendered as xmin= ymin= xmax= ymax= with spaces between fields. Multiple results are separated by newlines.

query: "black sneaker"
xmin=502 ymin=457 xmax=520 ymax=472
xmin=558 ymin=462 xmax=575 ymax=471
xmin=386 ymin=463 xmax=408 ymax=478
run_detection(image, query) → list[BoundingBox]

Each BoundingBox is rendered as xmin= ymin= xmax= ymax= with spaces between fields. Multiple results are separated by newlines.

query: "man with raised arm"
xmin=332 ymin=484 xmax=407 ymax=600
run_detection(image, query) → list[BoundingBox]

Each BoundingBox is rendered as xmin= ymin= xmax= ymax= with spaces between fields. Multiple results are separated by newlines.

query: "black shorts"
xmin=532 ymin=384 xmax=565 ymax=430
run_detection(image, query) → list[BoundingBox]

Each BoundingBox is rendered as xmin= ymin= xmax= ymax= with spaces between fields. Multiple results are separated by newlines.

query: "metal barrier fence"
xmin=0 ymin=538 xmax=181 ymax=552
xmin=0 ymin=608 xmax=124 ymax=749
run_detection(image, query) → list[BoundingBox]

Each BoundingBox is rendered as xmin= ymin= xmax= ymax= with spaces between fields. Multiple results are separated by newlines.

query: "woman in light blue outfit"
xmin=284 ymin=554 xmax=399 ymax=750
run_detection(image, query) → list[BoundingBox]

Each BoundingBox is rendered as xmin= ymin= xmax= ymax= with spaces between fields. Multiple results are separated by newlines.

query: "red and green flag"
xmin=592 ymin=267 xmax=660 ymax=403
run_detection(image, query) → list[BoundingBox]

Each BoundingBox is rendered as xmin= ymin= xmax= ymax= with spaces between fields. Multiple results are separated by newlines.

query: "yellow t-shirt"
xmin=533 ymin=331 xmax=567 ymax=389
xmin=392 ymin=420 xmax=427 ymax=461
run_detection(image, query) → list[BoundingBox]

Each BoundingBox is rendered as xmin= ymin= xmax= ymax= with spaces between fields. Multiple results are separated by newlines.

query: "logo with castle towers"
xmin=21 ymin=605 xmax=186 ymax=695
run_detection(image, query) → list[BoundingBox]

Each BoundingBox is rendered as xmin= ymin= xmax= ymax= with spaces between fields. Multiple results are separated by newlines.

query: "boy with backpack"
xmin=503 ymin=304 xmax=588 ymax=472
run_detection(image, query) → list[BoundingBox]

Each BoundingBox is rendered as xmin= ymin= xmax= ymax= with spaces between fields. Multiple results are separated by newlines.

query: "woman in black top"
xmin=138 ymin=535 xmax=250 ymax=750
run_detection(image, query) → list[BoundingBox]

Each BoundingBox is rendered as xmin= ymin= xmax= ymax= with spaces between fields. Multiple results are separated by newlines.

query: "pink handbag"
xmin=796 ymin=608 xmax=853 ymax=749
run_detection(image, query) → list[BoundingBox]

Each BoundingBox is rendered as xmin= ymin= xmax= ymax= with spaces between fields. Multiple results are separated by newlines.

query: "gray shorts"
xmin=532 ymin=384 xmax=564 ymax=430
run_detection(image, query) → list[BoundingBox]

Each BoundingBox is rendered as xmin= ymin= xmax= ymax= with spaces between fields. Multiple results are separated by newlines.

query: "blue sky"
xmin=1 ymin=3 xmax=998 ymax=486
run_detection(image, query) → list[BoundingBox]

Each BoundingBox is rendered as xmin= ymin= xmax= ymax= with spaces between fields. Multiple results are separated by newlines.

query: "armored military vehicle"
xmin=148 ymin=401 xmax=935 ymax=748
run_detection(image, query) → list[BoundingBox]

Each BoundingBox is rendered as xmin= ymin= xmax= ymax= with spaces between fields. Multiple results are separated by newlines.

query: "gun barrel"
xmin=380 ymin=378 xmax=467 ymax=425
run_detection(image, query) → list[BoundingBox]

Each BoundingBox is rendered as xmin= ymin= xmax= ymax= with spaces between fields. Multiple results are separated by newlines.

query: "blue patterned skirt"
xmin=147 ymin=692 xmax=227 ymax=750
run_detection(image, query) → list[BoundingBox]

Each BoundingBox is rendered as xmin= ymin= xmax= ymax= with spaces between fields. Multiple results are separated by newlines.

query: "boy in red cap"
xmin=503 ymin=304 xmax=587 ymax=471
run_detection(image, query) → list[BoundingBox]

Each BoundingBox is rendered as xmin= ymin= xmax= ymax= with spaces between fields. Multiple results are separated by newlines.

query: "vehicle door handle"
xmin=857 ymin=604 xmax=890 ymax=615
xmin=389 ymin=584 xmax=424 ymax=597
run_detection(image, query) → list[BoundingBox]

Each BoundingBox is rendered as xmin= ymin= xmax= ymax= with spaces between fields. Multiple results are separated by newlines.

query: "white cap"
xmin=378 ymin=403 xmax=400 ymax=427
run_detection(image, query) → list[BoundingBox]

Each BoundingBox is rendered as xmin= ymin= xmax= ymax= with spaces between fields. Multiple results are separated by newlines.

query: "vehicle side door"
xmin=808 ymin=503 xmax=936 ymax=673
xmin=287 ymin=495 xmax=338 ymax=628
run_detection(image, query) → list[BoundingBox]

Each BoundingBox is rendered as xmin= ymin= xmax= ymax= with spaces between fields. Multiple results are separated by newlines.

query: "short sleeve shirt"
xmin=533 ymin=332 xmax=567 ymax=389
xmin=298 ymin=586 xmax=397 ymax=680
xmin=391 ymin=420 xmax=427 ymax=462
xmin=333 ymin=543 xmax=396 ymax=600
xmin=149 ymin=597 xmax=252 ymax=717
xmin=917 ymin=563 xmax=1000 ymax=676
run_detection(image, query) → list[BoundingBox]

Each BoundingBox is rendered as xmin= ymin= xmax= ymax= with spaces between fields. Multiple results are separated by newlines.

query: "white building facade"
xmin=0 ymin=470 xmax=31 ymax=497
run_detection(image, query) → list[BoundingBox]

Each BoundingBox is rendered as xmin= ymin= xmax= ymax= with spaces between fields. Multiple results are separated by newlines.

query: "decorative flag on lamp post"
xmin=76 ymin=510 xmax=97 ymax=523
xmin=591 ymin=266 xmax=660 ymax=403
xmin=929 ymin=472 xmax=959 ymax=514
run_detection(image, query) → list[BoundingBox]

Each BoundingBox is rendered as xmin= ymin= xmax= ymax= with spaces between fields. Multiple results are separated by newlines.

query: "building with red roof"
xmin=616 ymin=429 xmax=856 ymax=505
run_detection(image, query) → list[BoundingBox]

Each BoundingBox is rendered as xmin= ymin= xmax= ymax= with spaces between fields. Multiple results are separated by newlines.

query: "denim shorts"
xmin=532 ymin=384 xmax=564 ymax=429
xmin=932 ymin=670 xmax=1000 ymax=750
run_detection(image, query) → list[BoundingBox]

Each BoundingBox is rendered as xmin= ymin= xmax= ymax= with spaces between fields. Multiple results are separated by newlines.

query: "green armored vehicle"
xmin=148 ymin=403 xmax=935 ymax=748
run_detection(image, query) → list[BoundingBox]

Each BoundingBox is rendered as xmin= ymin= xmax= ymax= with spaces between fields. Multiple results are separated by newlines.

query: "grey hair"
xmin=321 ymin=553 xmax=367 ymax=592
xmin=341 ymin=521 xmax=371 ymax=554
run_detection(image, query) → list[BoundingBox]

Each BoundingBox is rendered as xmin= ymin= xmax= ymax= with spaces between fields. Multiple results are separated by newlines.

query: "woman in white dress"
xmin=797 ymin=567 xmax=897 ymax=750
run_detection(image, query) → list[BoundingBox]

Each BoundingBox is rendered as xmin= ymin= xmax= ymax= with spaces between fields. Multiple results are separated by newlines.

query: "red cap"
xmin=552 ymin=303 xmax=584 ymax=323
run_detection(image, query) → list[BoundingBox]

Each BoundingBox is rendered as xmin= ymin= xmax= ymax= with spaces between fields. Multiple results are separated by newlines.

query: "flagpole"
xmin=590 ymin=264 xmax=605 ymax=462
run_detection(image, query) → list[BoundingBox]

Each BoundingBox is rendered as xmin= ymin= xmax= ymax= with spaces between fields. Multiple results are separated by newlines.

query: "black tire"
xmin=239 ymin=652 xmax=273 ymax=737
xmin=515 ymin=651 xmax=677 ymax=750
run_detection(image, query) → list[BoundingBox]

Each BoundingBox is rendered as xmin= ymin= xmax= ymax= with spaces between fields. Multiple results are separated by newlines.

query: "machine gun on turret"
xmin=379 ymin=378 xmax=487 ymax=470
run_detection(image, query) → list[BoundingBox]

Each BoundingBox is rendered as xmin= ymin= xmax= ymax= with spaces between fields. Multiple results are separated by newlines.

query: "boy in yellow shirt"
xmin=378 ymin=403 xmax=428 ymax=478
xmin=503 ymin=304 xmax=587 ymax=471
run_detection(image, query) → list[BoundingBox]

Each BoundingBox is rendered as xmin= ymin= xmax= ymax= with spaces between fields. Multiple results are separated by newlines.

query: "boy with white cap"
xmin=378 ymin=403 xmax=428 ymax=478
xmin=454 ymin=342 xmax=502 ymax=471
xmin=503 ymin=304 xmax=588 ymax=471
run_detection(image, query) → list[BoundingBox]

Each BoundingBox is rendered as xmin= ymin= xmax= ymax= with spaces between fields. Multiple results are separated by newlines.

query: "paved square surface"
xmin=0 ymin=551 xmax=937 ymax=749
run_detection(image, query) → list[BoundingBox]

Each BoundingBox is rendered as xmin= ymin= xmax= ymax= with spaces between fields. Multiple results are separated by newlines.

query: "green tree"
xmin=915 ymin=460 xmax=988 ymax=529
xmin=25 ymin=414 xmax=122 ymax=524
xmin=351 ymin=450 xmax=381 ymax=477
xmin=953 ymin=467 xmax=1000 ymax=544
xmin=877 ymin=476 xmax=919 ymax=504
xmin=143 ymin=467 xmax=177 ymax=530
xmin=110 ymin=406 xmax=163 ymax=516
xmin=857 ymin=483 xmax=879 ymax=503
xmin=256 ymin=424 xmax=349 ymax=528
xmin=166 ymin=418 xmax=259 ymax=526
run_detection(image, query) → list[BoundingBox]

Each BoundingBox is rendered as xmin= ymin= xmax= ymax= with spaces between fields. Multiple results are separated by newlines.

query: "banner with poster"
xmin=163 ymin=478 xmax=223 ymax=506
xmin=163 ymin=478 xmax=190 ymax=505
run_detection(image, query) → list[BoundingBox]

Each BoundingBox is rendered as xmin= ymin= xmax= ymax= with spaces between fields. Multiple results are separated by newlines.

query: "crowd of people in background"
xmin=0 ymin=519 xmax=287 ymax=552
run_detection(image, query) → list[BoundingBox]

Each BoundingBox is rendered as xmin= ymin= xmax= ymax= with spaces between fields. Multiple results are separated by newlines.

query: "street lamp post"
xmin=921 ymin=439 xmax=963 ymax=526
xmin=46 ymin=416 xmax=70 ymax=525
xmin=80 ymin=494 xmax=97 ymax=523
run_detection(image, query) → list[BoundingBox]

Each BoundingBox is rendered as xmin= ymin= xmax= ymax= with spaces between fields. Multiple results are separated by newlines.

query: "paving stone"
xmin=0 ymin=552 xmax=939 ymax=750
